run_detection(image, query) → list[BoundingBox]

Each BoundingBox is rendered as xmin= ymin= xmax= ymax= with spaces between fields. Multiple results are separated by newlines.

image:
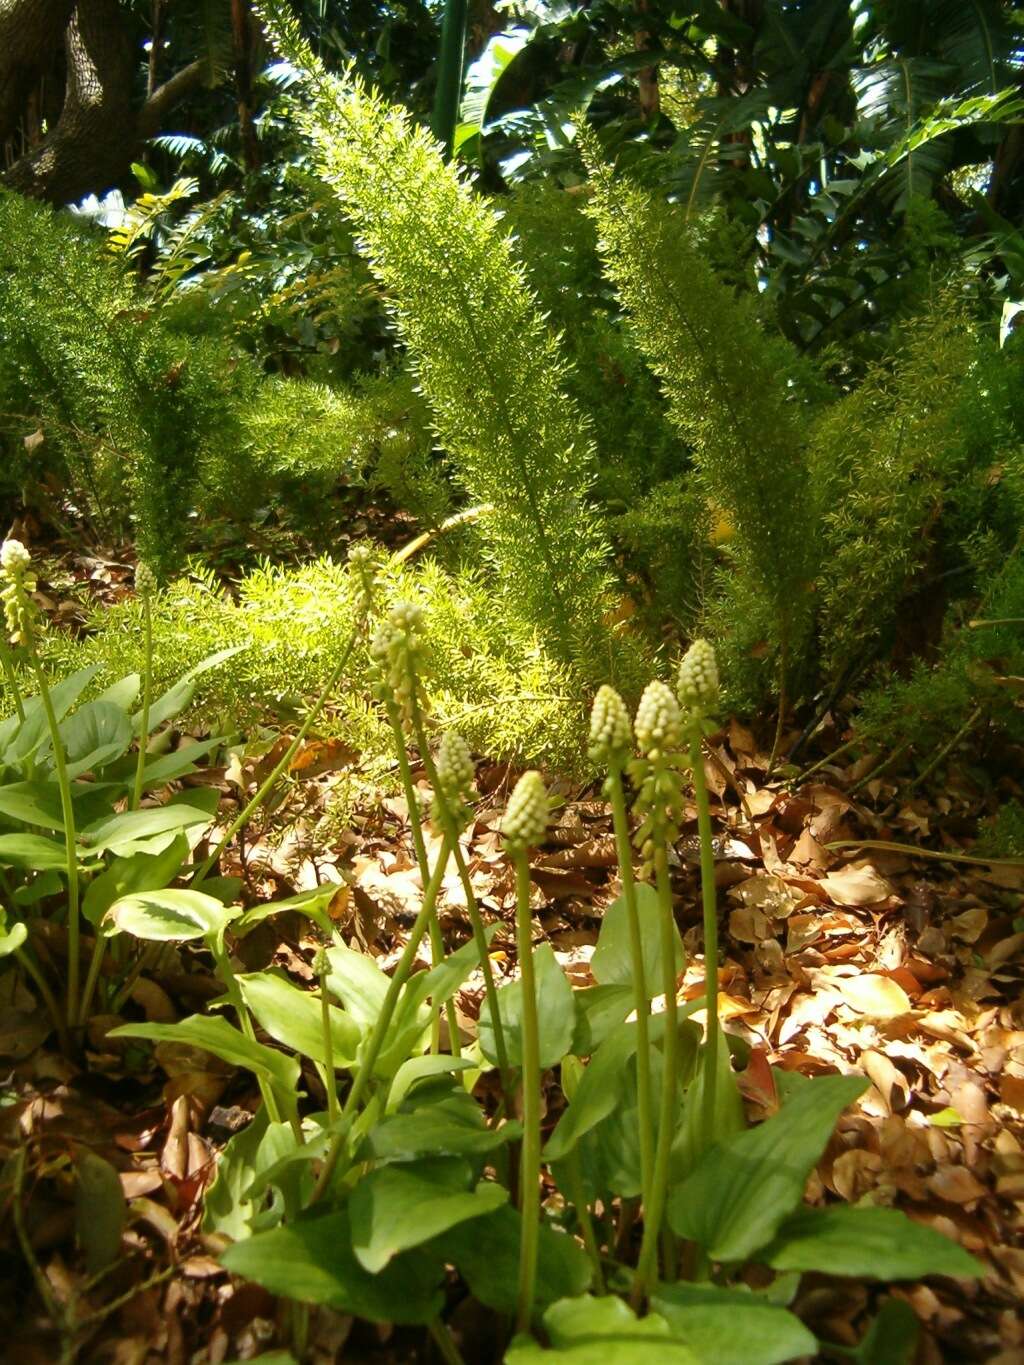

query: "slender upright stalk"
xmin=22 ymin=633 xmax=80 ymax=1028
xmin=0 ymin=636 xmax=24 ymax=724
xmin=16 ymin=946 xmax=69 ymax=1054
xmin=385 ymin=697 xmax=454 ymax=1055
xmin=212 ymin=940 xmax=287 ymax=1130
xmin=512 ymin=851 xmax=542 ymax=1333
xmin=131 ymin=587 xmax=154 ymax=811
xmin=431 ymin=0 xmax=469 ymax=158
xmin=606 ymin=764 xmax=654 ymax=1224
xmin=632 ymin=843 xmax=679 ymax=1305
xmin=311 ymin=834 xmax=455 ymax=1204
xmin=317 ymin=949 xmax=340 ymax=1124
xmin=564 ymin=1149 xmax=604 ymax=1293
xmin=689 ymin=734 xmax=719 ymax=1154
xmin=77 ymin=935 xmax=108 ymax=1025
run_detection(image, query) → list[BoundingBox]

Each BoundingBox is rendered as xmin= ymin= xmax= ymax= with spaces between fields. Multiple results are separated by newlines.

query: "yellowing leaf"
xmin=837 ymin=973 xmax=912 ymax=1019
xmin=819 ymin=862 xmax=895 ymax=906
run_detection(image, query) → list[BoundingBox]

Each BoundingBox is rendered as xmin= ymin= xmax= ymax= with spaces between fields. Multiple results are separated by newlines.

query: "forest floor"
xmin=3 ymin=537 xmax=1024 ymax=1363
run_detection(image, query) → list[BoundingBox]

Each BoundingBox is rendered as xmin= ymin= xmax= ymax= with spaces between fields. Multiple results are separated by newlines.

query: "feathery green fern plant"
xmin=254 ymin=2 xmax=634 ymax=689
xmin=578 ymin=132 xmax=822 ymax=748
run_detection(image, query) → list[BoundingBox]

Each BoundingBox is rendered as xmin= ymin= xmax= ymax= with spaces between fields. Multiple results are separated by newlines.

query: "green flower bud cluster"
xmin=676 ymin=638 xmax=719 ymax=717
xmin=629 ymin=682 xmax=685 ymax=879
xmin=502 ymin=770 xmax=549 ymax=854
xmin=369 ymin=598 xmax=427 ymax=724
xmin=431 ymin=730 xmax=476 ymax=828
xmin=588 ymin=684 xmax=633 ymax=766
xmin=0 ymin=539 xmax=36 ymax=646
xmin=135 ymin=561 xmax=158 ymax=598
xmin=634 ymin=680 xmax=683 ymax=757
xmin=347 ymin=541 xmax=381 ymax=623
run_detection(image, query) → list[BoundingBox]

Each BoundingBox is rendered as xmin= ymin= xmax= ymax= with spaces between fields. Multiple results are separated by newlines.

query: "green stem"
xmin=77 ymin=933 xmax=108 ymax=1025
xmin=23 ymin=633 xmax=80 ymax=1030
xmin=430 ymin=0 xmax=469 ymax=159
xmin=319 ymin=958 xmax=340 ymax=1125
xmin=632 ymin=842 xmax=680 ymax=1308
xmin=131 ymin=591 xmax=153 ymax=811
xmin=907 ymin=706 xmax=984 ymax=794
xmin=385 ymin=698 xmax=452 ymax=1056
xmin=16 ymin=946 xmax=69 ymax=1054
xmin=212 ymin=940 xmax=285 ymax=1129
xmin=410 ymin=703 xmax=508 ymax=1076
xmin=847 ymin=739 xmax=911 ymax=795
xmin=607 ymin=764 xmax=654 ymax=1224
xmin=311 ymin=833 xmax=455 ymax=1205
xmin=793 ymin=735 xmax=858 ymax=786
xmin=689 ymin=734 xmax=718 ymax=1157
xmin=513 ymin=851 xmax=542 ymax=1334
xmin=192 ymin=624 xmax=360 ymax=885
xmin=564 ymin=1149 xmax=604 ymax=1293
xmin=429 ymin=1317 xmax=467 ymax=1365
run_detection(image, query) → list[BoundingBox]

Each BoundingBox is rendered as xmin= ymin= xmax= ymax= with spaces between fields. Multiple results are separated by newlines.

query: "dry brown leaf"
xmin=730 ymin=873 xmax=805 ymax=918
xmin=838 ymin=973 xmax=912 ymax=1019
xmin=819 ymin=862 xmax=895 ymax=906
xmin=925 ymin=1165 xmax=987 ymax=1205
xmin=862 ymin=1049 xmax=912 ymax=1114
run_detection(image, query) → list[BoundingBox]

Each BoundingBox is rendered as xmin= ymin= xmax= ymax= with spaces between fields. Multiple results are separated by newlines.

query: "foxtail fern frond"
xmin=255 ymin=0 xmax=622 ymax=684
xmin=579 ymin=131 xmax=820 ymax=698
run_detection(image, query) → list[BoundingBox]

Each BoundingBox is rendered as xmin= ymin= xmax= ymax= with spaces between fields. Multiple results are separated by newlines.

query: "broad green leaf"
xmin=760 ymin=1206 xmax=982 ymax=1280
xmin=362 ymin=1086 xmax=516 ymax=1163
xmin=82 ymin=835 xmax=191 ymax=927
xmin=0 ymin=911 xmax=27 ymax=957
xmin=0 ymin=781 xmax=69 ymax=830
xmin=591 ymin=884 xmax=683 ymax=993
xmin=668 ymin=1074 xmax=867 ymax=1262
xmin=221 ymin=1211 xmax=444 ymax=1323
xmin=403 ymin=923 xmax=500 ymax=1014
xmin=349 ymin=1157 xmax=507 ymax=1272
xmin=13 ymin=868 xmax=62 ymax=905
xmin=569 ymin=983 xmax=634 ymax=1055
xmin=387 ymin=1054 xmax=475 ymax=1112
xmin=95 ymin=672 xmax=141 ymax=712
xmin=436 ymin=1205 xmax=590 ymax=1314
xmin=544 ymin=1020 xmax=639 ymax=1161
xmin=672 ymin=1028 xmax=745 ymax=1174
xmin=138 ymin=646 xmax=245 ymax=735
xmin=479 ymin=942 xmax=576 ymax=1070
xmin=107 ymin=888 xmax=240 ymax=943
xmin=137 ymin=736 xmax=224 ymax=787
xmin=111 ymin=1014 xmax=299 ymax=1114
xmin=58 ymin=700 xmax=132 ymax=778
xmin=325 ymin=942 xmax=389 ymax=1030
xmin=236 ymin=882 xmax=342 ymax=937
xmin=652 ymin=1283 xmax=816 ymax=1365
xmin=203 ymin=1109 xmax=271 ymax=1240
xmin=0 ymin=666 xmax=100 ymax=762
xmin=505 ymin=1295 xmax=700 ymax=1362
xmin=75 ymin=1150 xmax=126 ymax=1274
xmin=237 ymin=971 xmax=360 ymax=1068
xmin=845 ymin=1298 xmax=920 ymax=1365
xmin=83 ymin=802 xmax=214 ymax=855
xmin=0 ymin=832 xmax=67 ymax=871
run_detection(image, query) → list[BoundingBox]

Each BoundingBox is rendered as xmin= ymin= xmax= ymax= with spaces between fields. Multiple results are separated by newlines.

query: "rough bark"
xmin=1 ymin=0 xmax=205 ymax=205
xmin=0 ymin=0 xmax=76 ymax=142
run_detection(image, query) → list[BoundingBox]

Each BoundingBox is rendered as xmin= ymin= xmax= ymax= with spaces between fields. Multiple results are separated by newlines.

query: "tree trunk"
xmin=0 ymin=0 xmax=75 ymax=145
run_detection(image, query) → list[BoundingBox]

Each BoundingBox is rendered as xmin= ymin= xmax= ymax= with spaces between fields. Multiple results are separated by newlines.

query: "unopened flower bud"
xmin=677 ymin=639 xmax=719 ymax=715
xmin=0 ymin=539 xmax=36 ymax=646
xmin=589 ymin=685 xmax=633 ymax=765
xmin=0 ymin=540 xmax=31 ymax=575
xmin=634 ymin=680 xmax=682 ymax=756
xmin=432 ymin=730 xmax=476 ymax=827
xmin=135 ymin=561 xmax=157 ymax=598
xmin=502 ymin=770 xmax=549 ymax=853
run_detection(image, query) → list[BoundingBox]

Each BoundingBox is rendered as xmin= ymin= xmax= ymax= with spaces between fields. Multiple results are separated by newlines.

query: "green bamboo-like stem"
xmin=22 ymin=631 xmax=80 ymax=1029
xmin=907 ymin=705 xmax=984 ymax=794
xmin=16 ymin=946 xmax=69 ymax=1054
xmin=131 ymin=590 xmax=153 ymax=811
xmin=847 ymin=738 xmax=911 ymax=795
xmin=512 ymin=851 xmax=542 ymax=1334
xmin=192 ymin=624 xmax=360 ymax=885
xmin=431 ymin=0 xmax=469 ymax=159
xmin=311 ymin=833 xmax=455 ymax=1205
xmin=606 ymin=763 xmax=654 ymax=1224
xmin=632 ymin=841 xmax=680 ymax=1307
xmin=384 ymin=697 xmax=454 ymax=1056
xmin=793 ymin=735 xmax=859 ymax=786
xmin=563 ymin=1148 xmax=604 ymax=1293
xmin=689 ymin=733 xmax=719 ymax=1154
xmin=318 ymin=955 xmax=340 ymax=1124
xmin=409 ymin=703 xmax=509 ymax=1079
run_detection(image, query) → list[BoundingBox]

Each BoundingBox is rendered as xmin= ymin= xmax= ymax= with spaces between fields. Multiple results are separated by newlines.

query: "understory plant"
xmin=105 ymin=628 xmax=981 ymax=1362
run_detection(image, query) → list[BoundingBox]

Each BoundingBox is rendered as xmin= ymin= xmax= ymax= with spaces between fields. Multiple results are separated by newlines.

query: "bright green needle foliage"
xmin=255 ymin=2 xmax=620 ymax=684
xmin=579 ymin=134 xmax=820 ymax=700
